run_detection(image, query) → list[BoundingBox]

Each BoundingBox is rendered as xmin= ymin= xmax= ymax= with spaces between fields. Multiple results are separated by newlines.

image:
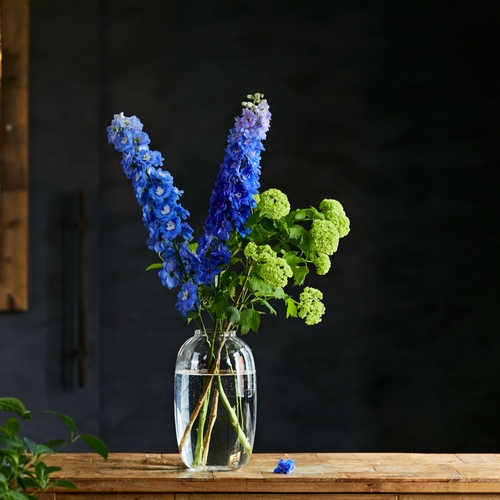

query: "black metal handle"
xmin=77 ymin=188 xmax=87 ymax=387
xmin=61 ymin=188 xmax=87 ymax=389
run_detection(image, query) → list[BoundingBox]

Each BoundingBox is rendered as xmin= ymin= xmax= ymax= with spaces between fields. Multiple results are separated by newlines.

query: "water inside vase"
xmin=174 ymin=369 xmax=256 ymax=471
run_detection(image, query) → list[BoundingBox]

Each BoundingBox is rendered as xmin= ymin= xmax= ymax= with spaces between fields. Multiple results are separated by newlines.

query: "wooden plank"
xmin=1 ymin=86 xmax=28 ymax=187
xmin=400 ymin=496 xmax=500 ymax=500
xmin=0 ymin=0 xmax=29 ymax=311
xmin=177 ymin=495 xmax=397 ymax=500
xmin=38 ymin=494 xmax=55 ymax=500
xmin=42 ymin=453 xmax=500 ymax=494
xmin=0 ymin=189 xmax=28 ymax=309
xmin=56 ymin=495 xmax=175 ymax=500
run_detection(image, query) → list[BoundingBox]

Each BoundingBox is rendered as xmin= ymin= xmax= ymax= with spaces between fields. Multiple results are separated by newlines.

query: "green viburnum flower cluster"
xmin=207 ymin=188 xmax=349 ymax=333
xmin=320 ymin=199 xmax=350 ymax=237
xmin=310 ymin=219 xmax=339 ymax=255
xmin=244 ymin=243 xmax=293 ymax=288
xmin=298 ymin=287 xmax=326 ymax=326
xmin=312 ymin=253 xmax=331 ymax=275
xmin=257 ymin=188 xmax=291 ymax=219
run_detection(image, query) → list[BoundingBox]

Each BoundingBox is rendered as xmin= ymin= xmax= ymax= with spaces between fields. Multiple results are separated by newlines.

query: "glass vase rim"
xmin=194 ymin=328 xmax=237 ymax=337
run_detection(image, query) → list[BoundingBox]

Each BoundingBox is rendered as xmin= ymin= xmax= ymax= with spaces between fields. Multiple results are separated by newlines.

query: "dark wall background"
xmin=1 ymin=0 xmax=499 ymax=454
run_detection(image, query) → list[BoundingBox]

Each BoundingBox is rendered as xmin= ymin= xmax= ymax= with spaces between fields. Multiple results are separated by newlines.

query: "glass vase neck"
xmin=194 ymin=329 xmax=236 ymax=338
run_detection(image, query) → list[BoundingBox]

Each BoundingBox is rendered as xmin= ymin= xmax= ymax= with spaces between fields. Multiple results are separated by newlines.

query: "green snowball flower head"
xmin=313 ymin=253 xmax=331 ymax=275
xmin=310 ymin=219 xmax=339 ymax=255
xmin=258 ymin=256 xmax=293 ymax=288
xmin=258 ymin=188 xmax=291 ymax=219
xmin=319 ymin=199 xmax=350 ymax=238
xmin=298 ymin=286 xmax=326 ymax=325
xmin=244 ymin=242 xmax=259 ymax=261
xmin=245 ymin=243 xmax=292 ymax=288
xmin=245 ymin=243 xmax=275 ymax=262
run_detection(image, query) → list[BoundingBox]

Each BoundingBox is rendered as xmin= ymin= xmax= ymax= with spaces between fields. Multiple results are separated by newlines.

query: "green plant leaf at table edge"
xmin=0 ymin=398 xmax=31 ymax=421
xmin=78 ymin=434 xmax=109 ymax=459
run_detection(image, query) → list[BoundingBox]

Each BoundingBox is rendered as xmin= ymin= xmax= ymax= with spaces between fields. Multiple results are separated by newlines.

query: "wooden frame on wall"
xmin=0 ymin=0 xmax=29 ymax=311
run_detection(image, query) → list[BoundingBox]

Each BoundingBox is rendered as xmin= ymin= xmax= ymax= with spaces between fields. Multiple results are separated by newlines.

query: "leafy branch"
xmin=0 ymin=397 xmax=108 ymax=500
xmin=193 ymin=192 xmax=349 ymax=334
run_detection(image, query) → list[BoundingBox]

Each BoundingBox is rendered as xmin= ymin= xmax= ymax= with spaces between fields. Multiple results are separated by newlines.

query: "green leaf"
xmin=273 ymin=287 xmax=287 ymax=300
xmin=5 ymin=418 xmax=20 ymax=436
xmin=21 ymin=469 xmax=37 ymax=480
xmin=145 ymin=262 xmax=162 ymax=271
xmin=283 ymin=251 xmax=305 ymax=267
xmin=0 ymin=434 xmax=25 ymax=452
xmin=262 ymin=300 xmax=277 ymax=315
xmin=0 ymin=448 xmax=21 ymax=465
xmin=0 ymin=475 xmax=7 ymax=486
xmin=78 ymin=434 xmax=108 ymax=459
xmin=240 ymin=308 xmax=261 ymax=335
xmin=0 ymin=398 xmax=31 ymax=421
xmin=34 ymin=444 xmax=57 ymax=457
xmin=35 ymin=461 xmax=50 ymax=489
xmin=23 ymin=437 xmax=37 ymax=454
xmin=291 ymin=208 xmax=307 ymax=220
xmin=248 ymin=275 xmax=273 ymax=296
xmin=44 ymin=466 xmax=62 ymax=475
xmin=35 ymin=460 xmax=46 ymax=478
xmin=45 ymin=412 xmax=76 ymax=437
xmin=285 ymin=297 xmax=298 ymax=318
xmin=2 ymin=491 xmax=29 ymax=500
xmin=260 ymin=217 xmax=276 ymax=232
xmin=211 ymin=290 xmax=230 ymax=318
xmin=288 ymin=224 xmax=310 ymax=248
xmin=185 ymin=309 xmax=199 ymax=323
xmin=290 ymin=207 xmax=325 ymax=221
xmin=43 ymin=438 xmax=67 ymax=450
xmin=18 ymin=477 xmax=41 ymax=490
xmin=247 ymin=219 xmax=276 ymax=243
xmin=274 ymin=216 xmax=290 ymax=237
xmin=292 ymin=264 xmax=309 ymax=286
xmin=305 ymin=206 xmax=325 ymax=220
xmin=216 ymin=270 xmax=240 ymax=295
xmin=224 ymin=306 xmax=240 ymax=325
xmin=52 ymin=479 xmax=78 ymax=490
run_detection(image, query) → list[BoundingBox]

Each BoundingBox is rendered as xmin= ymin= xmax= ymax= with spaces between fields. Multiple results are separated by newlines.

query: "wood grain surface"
xmin=0 ymin=0 xmax=29 ymax=311
xmin=42 ymin=453 xmax=500 ymax=495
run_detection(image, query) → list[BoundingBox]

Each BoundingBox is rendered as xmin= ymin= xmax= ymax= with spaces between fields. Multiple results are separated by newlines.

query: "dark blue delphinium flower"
xmin=175 ymin=282 xmax=199 ymax=317
xmin=274 ymin=459 xmax=296 ymax=474
xmin=197 ymin=93 xmax=271 ymax=285
xmin=158 ymin=252 xmax=182 ymax=289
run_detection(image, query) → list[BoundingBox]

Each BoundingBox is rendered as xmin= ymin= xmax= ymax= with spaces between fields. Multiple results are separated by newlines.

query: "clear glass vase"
xmin=174 ymin=329 xmax=257 ymax=471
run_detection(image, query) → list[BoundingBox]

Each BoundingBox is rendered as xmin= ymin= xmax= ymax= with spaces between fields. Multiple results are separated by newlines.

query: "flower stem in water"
xmin=201 ymin=386 xmax=220 ymax=465
xmin=216 ymin=375 xmax=252 ymax=458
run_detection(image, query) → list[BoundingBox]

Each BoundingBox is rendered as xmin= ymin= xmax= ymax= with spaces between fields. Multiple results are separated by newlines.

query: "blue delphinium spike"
xmin=107 ymin=113 xmax=201 ymax=316
xmin=197 ymin=93 xmax=271 ymax=285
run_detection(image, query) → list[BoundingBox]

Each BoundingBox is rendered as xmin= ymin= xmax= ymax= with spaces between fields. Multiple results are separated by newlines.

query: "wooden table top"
xmin=44 ymin=452 xmax=500 ymax=494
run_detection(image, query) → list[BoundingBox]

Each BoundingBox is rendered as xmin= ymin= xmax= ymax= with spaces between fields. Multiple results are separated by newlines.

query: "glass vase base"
xmin=181 ymin=450 xmax=251 ymax=471
xmin=187 ymin=465 xmax=240 ymax=472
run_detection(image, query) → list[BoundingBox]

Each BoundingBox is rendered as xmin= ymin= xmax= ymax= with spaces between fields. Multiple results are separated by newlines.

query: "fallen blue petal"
xmin=273 ymin=459 xmax=296 ymax=474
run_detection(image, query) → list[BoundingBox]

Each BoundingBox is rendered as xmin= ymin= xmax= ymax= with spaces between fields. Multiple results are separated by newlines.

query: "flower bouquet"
xmin=107 ymin=93 xmax=350 ymax=470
